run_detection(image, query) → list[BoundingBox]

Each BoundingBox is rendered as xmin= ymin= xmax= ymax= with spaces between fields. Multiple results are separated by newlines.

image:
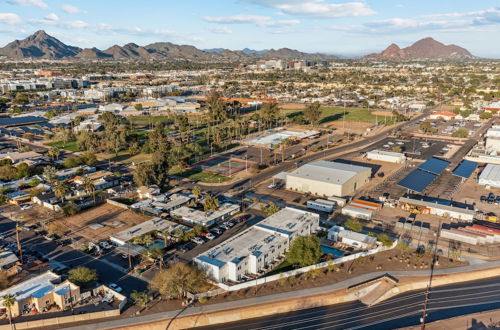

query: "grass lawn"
xmin=169 ymin=165 xmax=231 ymax=183
xmin=128 ymin=116 xmax=172 ymax=126
xmin=283 ymin=106 xmax=396 ymax=126
xmin=46 ymin=140 xmax=79 ymax=152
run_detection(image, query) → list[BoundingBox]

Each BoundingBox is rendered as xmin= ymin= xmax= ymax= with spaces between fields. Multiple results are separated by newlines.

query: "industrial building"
xmin=478 ymin=164 xmax=500 ymax=188
xmin=194 ymin=207 xmax=319 ymax=283
xmin=341 ymin=199 xmax=382 ymax=220
xmin=286 ymin=160 xmax=371 ymax=197
xmin=398 ymin=196 xmax=476 ymax=221
xmin=327 ymin=226 xmax=377 ymax=249
xmin=366 ymin=150 xmax=406 ymax=163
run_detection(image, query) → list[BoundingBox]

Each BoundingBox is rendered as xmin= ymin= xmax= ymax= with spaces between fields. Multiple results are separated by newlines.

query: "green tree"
xmin=43 ymin=166 xmax=58 ymax=184
xmin=261 ymin=201 xmax=280 ymax=216
xmin=203 ymin=193 xmax=219 ymax=212
xmin=68 ymin=266 xmax=98 ymax=286
xmin=149 ymin=263 xmax=206 ymax=299
xmin=452 ymin=128 xmax=469 ymax=138
xmin=285 ymin=235 xmax=321 ymax=267
xmin=134 ymin=103 xmax=143 ymax=111
xmin=192 ymin=186 xmax=201 ymax=202
xmin=480 ymin=112 xmax=492 ymax=119
xmin=376 ymin=234 xmax=393 ymax=247
xmin=48 ymin=147 xmax=61 ymax=161
xmin=45 ymin=111 xmax=57 ymax=119
xmin=303 ymin=102 xmax=322 ymax=126
xmin=345 ymin=219 xmax=363 ymax=232
xmin=2 ymin=293 xmax=16 ymax=328
xmin=13 ymin=92 xmax=29 ymax=105
xmin=419 ymin=121 xmax=433 ymax=133
xmin=0 ymin=270 xmax=9 ymax=290
xmin=133 ymin=163 xmax=156 ymax=187
xmin=130 ymin=290 xmax=150 ymax=308
xmin=54 ymin=182 xmax=69 ymax=202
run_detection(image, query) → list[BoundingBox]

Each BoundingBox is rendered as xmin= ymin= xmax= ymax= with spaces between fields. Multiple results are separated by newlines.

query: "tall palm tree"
xmin=15 ymin=224 xmax=23 ymax=264
xmin=82 ymin=177 xmax=96 ymax=205
xmin=48 ymin=147 xmax=61 ymax=161
xmin=54 ymin=182 xmax=69 ymax=203
xmin=2 ymin=293 xmax=16 ymax=330
xmin=280 ymin=138 xmax=291 ymax=163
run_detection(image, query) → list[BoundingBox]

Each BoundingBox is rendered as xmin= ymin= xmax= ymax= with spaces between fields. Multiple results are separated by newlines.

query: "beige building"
xmin=286 ymin=160 xmax=371 ymax=197
xmin=0 ymin=271 xmax=80 ymax=317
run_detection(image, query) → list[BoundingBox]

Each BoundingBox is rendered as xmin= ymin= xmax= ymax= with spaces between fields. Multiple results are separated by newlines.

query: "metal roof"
xmin=287 ymin=160 xmax=371 ymax=185
xmin=452 ymin=160 xmax=478 ymax=179
xmin=418 ymin=157 xmax=450 ymax=175
xmin=397 ymin=169 xmax=437 ymax=192
xmin=0 ymin=116 xmax=47 ymax=127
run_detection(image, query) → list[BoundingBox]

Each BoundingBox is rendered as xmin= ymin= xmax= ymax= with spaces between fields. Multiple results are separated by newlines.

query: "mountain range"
xmin=364 ymin=37 xmax=475 ymax=60
xmin=0 ymin=31 xmax=476 ymax=61
xmin=0 ymin=30 xmax=337 ymax=61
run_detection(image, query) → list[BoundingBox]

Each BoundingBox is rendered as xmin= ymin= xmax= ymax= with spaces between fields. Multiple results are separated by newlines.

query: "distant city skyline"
xmin=0 ymin=0 xmax=499 ymax=58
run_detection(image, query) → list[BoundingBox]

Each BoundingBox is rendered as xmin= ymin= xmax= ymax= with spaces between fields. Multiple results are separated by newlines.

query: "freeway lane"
xmin=0 ymin=212 xmax=147 ymax=296
xmin=199 ymin=276 xmax=500 ymax=330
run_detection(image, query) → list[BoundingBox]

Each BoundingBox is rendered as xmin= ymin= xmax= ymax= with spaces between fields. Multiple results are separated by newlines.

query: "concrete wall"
xmin=106 ymin=199 xmax=130 ymax=210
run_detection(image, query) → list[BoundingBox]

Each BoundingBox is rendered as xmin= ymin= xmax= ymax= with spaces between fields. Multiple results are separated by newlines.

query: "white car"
xmin=267 ymin=183 xmax=277 ymax=189
xmin=192 ymin=237 xmax=205 ymax=245
xmin=20 ymin=204 xmax=32 ymax=210
xmin=205 ymin=233 xmax=216 ymax=240
xmin=109 ymin=283 xmax=123 ymax=293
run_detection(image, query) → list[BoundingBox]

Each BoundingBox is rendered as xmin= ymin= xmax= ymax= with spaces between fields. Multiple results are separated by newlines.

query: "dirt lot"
xmin=454 ymin=180 xmax=500 ymax=215
xmin=12 ymin=204 xmax=62 ymax=225
xmin=324 ymin=121 xmax=374 ymax=135
xmin=58 ymin=204 xmax=150 ymax=248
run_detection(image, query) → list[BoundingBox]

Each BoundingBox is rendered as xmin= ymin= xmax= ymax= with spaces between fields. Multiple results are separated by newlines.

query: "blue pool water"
xmin=320 ymin=245 xmax=345 ymax=258
xmin=147 ymin=241 xmax=165 ymax=249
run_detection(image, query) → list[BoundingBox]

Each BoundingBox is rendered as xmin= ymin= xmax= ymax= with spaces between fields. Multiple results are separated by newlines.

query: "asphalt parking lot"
xmin=364 ymin=137 xmax=452 ymax=160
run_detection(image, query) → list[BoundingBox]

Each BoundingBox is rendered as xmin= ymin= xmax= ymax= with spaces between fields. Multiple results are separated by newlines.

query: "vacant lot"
xmin=60 ymin=203 xmax=150 ymax=248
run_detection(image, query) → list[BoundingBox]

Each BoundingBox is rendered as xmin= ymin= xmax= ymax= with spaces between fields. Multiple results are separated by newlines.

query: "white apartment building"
xmin=194 ymin=207 xmax=319 ymax=283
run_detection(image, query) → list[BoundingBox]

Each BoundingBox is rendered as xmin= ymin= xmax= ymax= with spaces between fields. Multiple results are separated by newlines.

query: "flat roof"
xmin=170 ymin=203 xmax=239 ymax=225
xmin=196 ymin=207 xmax=318 ymax=267
xmin=0 ymin=271 xmax=77 ymax=307
xmin=398 ymin=196 xmax=476 ymax=215
xmin=287 ymin=160 xmax=371 ymax=185
xmin=110 ymin=217 xmax=176 ymax=244
xmin=245 ymin=129 xmax=319 ymax=147
xmin=0 ymin=251 xmax=18 ymax=267
xmin=0 ymin=116 xmax=47 ymax=127
xmin=366 ymin=149 xmax=405 ymax=158
xmin=479 ymin=164 xmax=500 ymax=182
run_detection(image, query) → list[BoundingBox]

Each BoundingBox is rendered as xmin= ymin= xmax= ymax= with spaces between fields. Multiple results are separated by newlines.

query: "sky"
xmin=0 ymin=0 xmax=499 ymax=58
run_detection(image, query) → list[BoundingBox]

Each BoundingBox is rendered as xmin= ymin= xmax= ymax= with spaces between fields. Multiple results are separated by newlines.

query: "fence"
xmin=106 ymin=199 xmax=131 ymax=210
xmin=216 ymin=240 xmax=398 ymax=292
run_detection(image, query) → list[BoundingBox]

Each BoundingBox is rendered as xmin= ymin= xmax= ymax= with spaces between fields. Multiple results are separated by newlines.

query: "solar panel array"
xmin=418 ymin=157 xmax=450 ymax=175
xmin=397 ymin=169 xmax=438 ymax=193
xmin=452 ymin=160 xmax=477 ymax=179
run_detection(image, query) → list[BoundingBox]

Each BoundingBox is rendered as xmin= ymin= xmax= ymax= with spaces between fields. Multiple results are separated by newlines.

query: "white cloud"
xmin=209 ymin=25 xmax=233 ymax=34
xmin=203 ymin=14 xmax=299 ymax=27
xmin=243 ymin=0 xmax=375 ymax=18
xmin=44 ymin=13 xmax=59 ymax=21
xmin=61 ymin=4 xmax=87 ymax=14
xmin=7 ymin=0 xmax=48 ymax=9
xmin=0 ymin=13 xmax=22 ymax=25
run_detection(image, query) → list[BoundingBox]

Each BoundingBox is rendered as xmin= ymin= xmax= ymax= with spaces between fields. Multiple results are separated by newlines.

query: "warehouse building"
xmin=398 ymin=196 xmax=476 ymax=221
xmin=170 ymin=203 xmax=240 ymax=227
xmin=194 ymin=207 xmax=319 ymax=283
xmin=478 ymin=164 xmax=500 ymax=188
xmin=286 ymin=160 xmax=371 ymax=197
xmin=366 ymin=150 xmax=406 ymax=163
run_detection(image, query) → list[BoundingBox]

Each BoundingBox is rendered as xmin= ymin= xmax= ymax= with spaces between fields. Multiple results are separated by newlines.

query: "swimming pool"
xmin=147 ymin=241 xmax=165 ymax=249
xmin=320 ymin=245 xmax=345 ymax=258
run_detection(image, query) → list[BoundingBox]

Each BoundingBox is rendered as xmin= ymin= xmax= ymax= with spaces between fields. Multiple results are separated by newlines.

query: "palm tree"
xmin=15 ymin=224 xmax=23 ymax=264
xmin=82 ymin=177 xmax=96 ymax=205
xmin=192 ymin=186 xmax=201 ymax=203
xmin=280 ymin=138 xmax=291 ymax=163
xmin=54 ymin=182 xmax=69 ymax=203
xmin=2 ymin=293 xmax=16 ymax=330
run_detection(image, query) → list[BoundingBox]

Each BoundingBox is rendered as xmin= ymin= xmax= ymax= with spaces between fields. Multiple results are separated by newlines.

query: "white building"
xmin=170 ymin=203 xmax=240 ymax=227
xmin=366 ymin=150 xmax=406 ymax=163
xmin=478 ymin=164 xmax=500 ymax=188
xmin=306 ymin=199 xmax=336 ymax=213
xmin=486 ymin=137 xmax=500 ymax=155
xmin=327 ymin=226 xmax=377 ymax=249
xmin=286 ymin=160 xmax=371 ymax=197
xmin=110 ymin=217 xmax=176 ymax=246
xmin=194 ymin=207 xmax=319 ymax=283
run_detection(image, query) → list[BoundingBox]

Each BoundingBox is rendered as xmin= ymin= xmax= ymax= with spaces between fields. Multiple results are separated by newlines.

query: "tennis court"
xmin=194 ymin=156 xmax=248 ymax=176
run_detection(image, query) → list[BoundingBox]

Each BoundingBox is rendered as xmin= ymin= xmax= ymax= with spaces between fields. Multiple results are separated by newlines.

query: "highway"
xmin=199 ymin=276 xmax=500 ymax=330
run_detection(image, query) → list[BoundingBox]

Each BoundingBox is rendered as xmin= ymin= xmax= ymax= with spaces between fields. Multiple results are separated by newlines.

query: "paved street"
xmin=199 ymin=276 xmax=500 ymax=330
xmin=0 ymin=213 xmax=147 ymax=296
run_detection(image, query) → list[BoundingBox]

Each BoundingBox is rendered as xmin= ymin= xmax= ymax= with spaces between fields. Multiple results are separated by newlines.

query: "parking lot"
xmin=364 ymin=137 xmax=456 ymax=160
xmin=453 ymin=180 xmax=500 ymax=216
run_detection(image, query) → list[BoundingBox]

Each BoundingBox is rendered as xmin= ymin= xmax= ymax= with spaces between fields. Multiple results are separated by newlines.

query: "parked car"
xmin=192 ymin=237 xmax=205 ymax=245
xmin=480 ymin=196 xmax=487 ymax=202
xmin=219 ymin=223 xmax=230 ymax=230
xmin=205 ymin=233 xmax=216 ymax=240
xmin=211 ymin=227 xmax=224 ymax=235
xmin=109 ymin=283 xmax=123 ymax=293
xmin=178 ymin=242 xmax=196 ymax=252
xmin=20 ymin=204 xmax=32 ymax=210
xmin=99 ymin=241 xmax=112 ymax=250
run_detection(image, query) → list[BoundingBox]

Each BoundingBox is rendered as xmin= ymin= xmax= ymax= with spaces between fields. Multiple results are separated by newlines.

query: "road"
xmin=199 ymin=276 xmax=500 ymax=330
xmin=197 ymin=109 xmax=431 ymax=194
xmin=0 ymin=212 xmax=147 ymax=296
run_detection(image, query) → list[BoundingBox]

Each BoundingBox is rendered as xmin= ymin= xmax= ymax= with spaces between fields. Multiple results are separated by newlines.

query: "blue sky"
xmin=0 ymin=0 xmax=499 ymax=57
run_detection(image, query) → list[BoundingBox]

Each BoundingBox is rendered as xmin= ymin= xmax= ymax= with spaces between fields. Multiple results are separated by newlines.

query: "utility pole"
xmin=128 ymin=242 xmax=132 ymax=269
xmin=421 ymin=220 xmax=442 ymax=329
xmin=67 ymin=283 xmax=74 ymax=313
